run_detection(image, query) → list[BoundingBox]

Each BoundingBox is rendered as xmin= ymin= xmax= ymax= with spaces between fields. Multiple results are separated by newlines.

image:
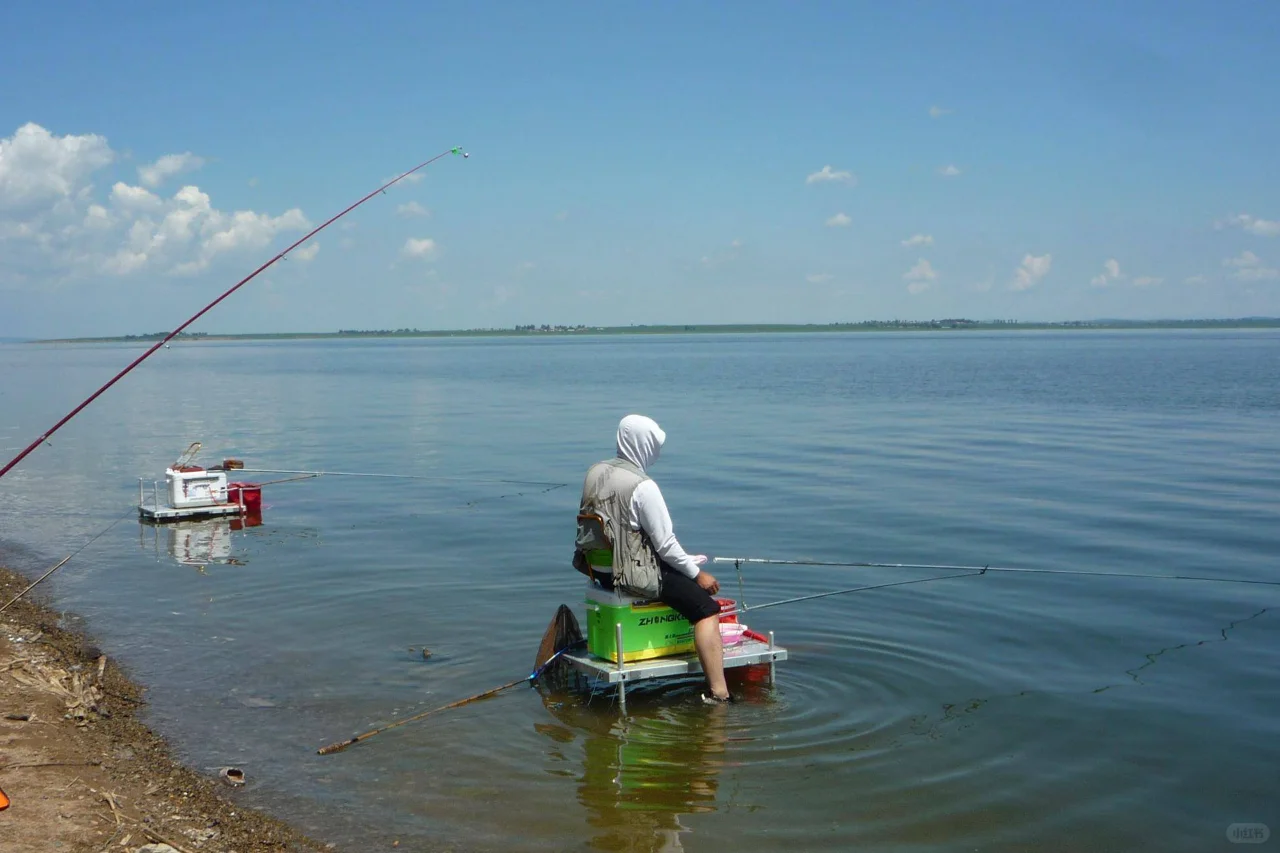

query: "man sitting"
xmin=574 ymin=414 xmax=732 ymax=704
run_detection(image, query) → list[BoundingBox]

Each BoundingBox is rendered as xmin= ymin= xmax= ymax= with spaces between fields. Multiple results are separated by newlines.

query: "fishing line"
xmin=250 ymin=474 xmax=321 ymax=487
xmin=734 ymin=569 xmax=987 ymax=614
xmin=0 ymin=505 xmax=136 ymax=613
xmin=237 ymin=468 xmax=566 ymax=488
xmin=0 ymin=146 xmax=470 ymax=482
xmin=460 ymin=482 xmax=567 ymax=508
xmin=733 ymin=559 xmax=748 ymax=610
xmin=712 ymin=557 xmax=1280 ymax=588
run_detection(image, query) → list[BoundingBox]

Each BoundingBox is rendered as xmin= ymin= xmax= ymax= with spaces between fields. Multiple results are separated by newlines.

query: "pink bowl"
xmin=719 ymin=622 xmax=747 ymax=646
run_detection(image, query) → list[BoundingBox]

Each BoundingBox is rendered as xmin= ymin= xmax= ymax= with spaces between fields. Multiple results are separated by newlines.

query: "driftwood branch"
xmin=0 ymin=759 xmax=102 ymax=770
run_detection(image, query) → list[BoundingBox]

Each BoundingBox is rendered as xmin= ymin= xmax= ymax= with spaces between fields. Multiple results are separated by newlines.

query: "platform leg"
xmin=768 ymin=630 xmax=776 ymax=686
xmin=615 ymin=622 xmax=627 ymax=714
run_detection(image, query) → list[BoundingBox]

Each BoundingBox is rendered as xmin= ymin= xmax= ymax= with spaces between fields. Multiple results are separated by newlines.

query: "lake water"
xmin=1 ymin=330 xmax=1277 ymax=852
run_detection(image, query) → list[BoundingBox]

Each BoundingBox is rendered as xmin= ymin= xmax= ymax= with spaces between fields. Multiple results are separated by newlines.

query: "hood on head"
xmin=616 ymin=414 xmax=665 ymax=471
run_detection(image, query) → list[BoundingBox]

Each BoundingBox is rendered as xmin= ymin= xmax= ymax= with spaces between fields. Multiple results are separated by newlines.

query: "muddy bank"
xmin=0 ymin=565 xmax=334 ymax=853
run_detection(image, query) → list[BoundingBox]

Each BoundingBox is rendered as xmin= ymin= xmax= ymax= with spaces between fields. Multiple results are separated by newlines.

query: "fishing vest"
xmin=573 ymin=458 xmax=663 ymax=599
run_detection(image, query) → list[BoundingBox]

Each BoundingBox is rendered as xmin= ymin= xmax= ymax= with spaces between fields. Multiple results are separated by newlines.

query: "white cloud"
xmin=971 ymin=278 xmax=994 ymax=293
xmin=179 ymin=200 xmax=309 ymax=273
xmin=903 ymin=259 xmax=937 ymax=283
xmin=907 ymin=280 xmax=931 ymax=294
xmin=806 ymin=273 xmax=833 ymax=284
xmin=402 ymin=237 xmax=437 ymax=258
xmin=137 ymin=152 xmax=205 ymax=188
xmin=731 ymin=238 xmax=743 ymax=248
xmin=806 ymin=165 xmax=856 ymax=186
xmin=938 ymin=164 xmax=962 ymax=178
xmin=1184 ymin=274 xmax=1208 ymax=285
xmin=102 ymin=249 xmax=148 ymax=275
xmin=1090 ymin=258 xmax=1124 ymax=286
xmin=1090 ymin=259 xmax=1160 ymax=287
xmin=929 ymin=105 xmax=953 ymax=119
xmin=1218 ymin=213 xmax=1280 ymax=237
xmin=83 ymin=204 xmax=111 ymax=230
xmin=1223 ymin=250 xmax=1279 ymax=281
xmin=1224 ymin=250 xmax=1261 ymax=268
xmin=110 ymin=181 xmax=162 ymax=209
xmin=396 ymin=201 xmax=429 ymax=218
xmin=825 ymin=212 xmax=851 ymax=227
xmin=901 ymin=233 xmax=933 ymax=248
xmin=0 ymin=122 xmax=113 ymax=211
xmin=0 ymin=123 xmax=313 ymax=283
xmin=292 ymin=242 xmax=320 ymax=262
xmin=1011 ymin=253 xmax=1051 ymax=290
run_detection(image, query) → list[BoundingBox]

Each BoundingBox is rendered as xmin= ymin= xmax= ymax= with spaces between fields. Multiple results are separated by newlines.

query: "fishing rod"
xmin=237 ymin=468 xmax=566 ymax=488
xmin=732 ymin=568 xmax=989 ymax=614
xmin=319 ymin=604 xmax=583 ymax=755
xmin=0 ymin=147 xmax=470 ymax=482
xmin=317 ymin=641 xmax=585 ymax=756
xmin=712 ymin=557 xmax=1280 ymax=588
xmin=0 ymin=504 xmax=138 ymax=613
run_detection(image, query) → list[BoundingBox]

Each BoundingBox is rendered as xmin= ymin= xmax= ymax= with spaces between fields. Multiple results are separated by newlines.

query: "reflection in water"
xmin=138 ymin=515 xmax=256 ymax=569
xmin=536 ymin=669 xmax=775 ymax=852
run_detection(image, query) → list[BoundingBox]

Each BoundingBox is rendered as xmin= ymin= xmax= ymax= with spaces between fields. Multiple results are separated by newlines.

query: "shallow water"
xmin=1 ymin=330 xmax=1277 ymax=851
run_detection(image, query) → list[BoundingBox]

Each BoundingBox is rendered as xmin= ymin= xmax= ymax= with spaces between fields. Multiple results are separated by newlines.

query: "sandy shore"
xmin=0 ymin=565 xmax=334 ymax=853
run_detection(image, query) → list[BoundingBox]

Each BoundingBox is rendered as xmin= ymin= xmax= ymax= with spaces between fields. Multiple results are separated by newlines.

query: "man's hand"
xmin=696 ymin=570 xmax=720 ymax=595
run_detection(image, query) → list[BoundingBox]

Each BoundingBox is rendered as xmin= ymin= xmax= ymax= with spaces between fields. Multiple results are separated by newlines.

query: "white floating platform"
xmin=138 ymin=500 xmax=245 ymax=522
xmin=562 ymin=635 xmax=787 ymax=686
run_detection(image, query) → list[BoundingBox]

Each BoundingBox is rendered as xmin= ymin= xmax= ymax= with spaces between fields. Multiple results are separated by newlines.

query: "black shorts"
xmin=593 ymin=565 xmax=721 ymax=624
xmin=657 ymin=565 xmax=721 ymax=624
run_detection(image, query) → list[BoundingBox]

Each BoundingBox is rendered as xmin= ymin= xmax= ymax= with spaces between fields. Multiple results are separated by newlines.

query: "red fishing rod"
xmin=0 ymin=146 xmax=469 ymax=481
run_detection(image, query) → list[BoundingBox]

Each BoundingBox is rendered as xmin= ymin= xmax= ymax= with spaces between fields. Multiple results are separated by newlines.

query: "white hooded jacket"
xmin=614 ymin=415 xmax=702 ymax=579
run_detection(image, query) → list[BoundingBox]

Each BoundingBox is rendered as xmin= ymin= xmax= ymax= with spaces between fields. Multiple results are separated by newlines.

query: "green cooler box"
xmin=584 ymin=583 xmax=695 ymax=663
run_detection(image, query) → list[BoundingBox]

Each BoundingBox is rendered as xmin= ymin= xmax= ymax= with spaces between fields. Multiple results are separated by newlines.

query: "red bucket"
xmin=227 ymin=482 xmax=262 ymax=513
xmin=715 ymin=597 xmax=737 ymax=624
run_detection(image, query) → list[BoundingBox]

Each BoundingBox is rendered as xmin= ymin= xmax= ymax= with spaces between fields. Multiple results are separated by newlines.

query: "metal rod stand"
xmin=615 ymin=621 xmax=626 ymax=714
xmin=768 ymin=631 xmax=775 ymax=686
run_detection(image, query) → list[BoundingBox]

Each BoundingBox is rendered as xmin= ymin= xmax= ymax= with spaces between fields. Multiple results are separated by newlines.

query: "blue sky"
xmin=1 ymin=1 xmax=1278 ymax=337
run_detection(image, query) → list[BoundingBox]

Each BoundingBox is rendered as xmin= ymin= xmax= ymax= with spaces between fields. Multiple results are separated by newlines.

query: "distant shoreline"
xmin=27 ymin=317 xmax=1280 ymax=344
